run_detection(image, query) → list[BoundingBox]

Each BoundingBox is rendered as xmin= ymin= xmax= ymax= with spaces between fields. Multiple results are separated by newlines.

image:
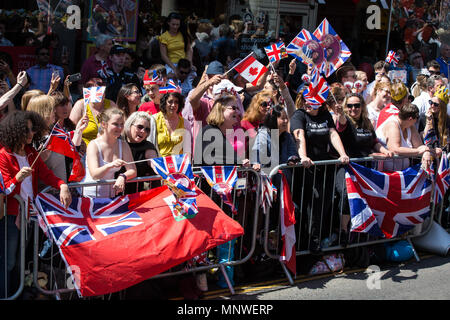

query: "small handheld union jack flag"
xmin=385 ymin=50 xmax=400 ymax=67
xmin=83 ymin=86 xmax=106 ymax=105
xmin=159 ymin=79 xmax=181 ymax=94
xmin=264 ymin=42 xmax=288 ymax=64
xmin=200 ymin=166 xmax=238 ymax=215
xmin=303 ymin=68 xmax=329 ymax=108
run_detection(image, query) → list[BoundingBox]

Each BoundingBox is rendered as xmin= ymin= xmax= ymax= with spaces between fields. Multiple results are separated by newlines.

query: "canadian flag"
xmin=278 ymin=170 xmax=296 ymax=276
xmin=232 ymin=53 xmax=268 ymax=86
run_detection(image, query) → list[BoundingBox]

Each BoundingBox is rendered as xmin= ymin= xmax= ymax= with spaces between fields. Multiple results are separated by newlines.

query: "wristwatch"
xmin=118 ymin=173 xmax=127 ymax=181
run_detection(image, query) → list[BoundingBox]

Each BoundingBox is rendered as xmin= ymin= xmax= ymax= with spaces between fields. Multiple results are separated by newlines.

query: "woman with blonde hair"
xmin=27 ymin=94 xmax=55 ymax=128
xmin=21 ymin=89 xmax=44 ymax=110
xmin=240 ymin=90 xmax=275 ymax=138
xmin=420 ymin=86 xmax=450 ymax=150
xmin=196 ymin=94 xmax=250 ymax=166
xmin=83 ymin=107 xmax=137 ymax=198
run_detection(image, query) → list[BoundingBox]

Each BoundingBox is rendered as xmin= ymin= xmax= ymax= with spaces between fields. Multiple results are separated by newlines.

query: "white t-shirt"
xmin=412 ymin=91 xmax=431 ymax=116
xmin=14 ymin=153 xmax=34 ymax=202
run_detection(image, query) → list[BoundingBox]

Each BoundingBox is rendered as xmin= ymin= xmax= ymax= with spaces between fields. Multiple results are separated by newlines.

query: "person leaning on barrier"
xmin=195 ymin=94 xmax=250 ymax=167
xmin=0 ymin=110 xmax=72 ymax=298
xmin=377 ymin=103 xmax=434 ymax=171
xmin=333 ymin=93 xmax=393 ymax=239
xmin=83 ymin=107 xmax=137 ymax=198
xmin=121 ymin=111 xmax=159 ymax=194
xmin=289 ymin=92 xmax=349 ymax=254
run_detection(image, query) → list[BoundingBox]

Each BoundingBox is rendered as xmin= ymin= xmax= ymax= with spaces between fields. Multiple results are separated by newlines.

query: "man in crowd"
xmin=426 ymin=60 xmax=441 ymax=76
xmin=175 ymin=58 xmax=197 ymax=97
xmin=26 ymin=46 xmax=64 ymax=93
xmin=436 ymin=43 xmax=449 ymax=79
xmin=104 ymin=45 xmax=141 ymax=102
xmin=336 ymin=63 xmax=357 ymax=94
xmin=364 ymin=60 xmax=390 ymax=100
xmin=80 ymin=34 xmax=115 ymax=86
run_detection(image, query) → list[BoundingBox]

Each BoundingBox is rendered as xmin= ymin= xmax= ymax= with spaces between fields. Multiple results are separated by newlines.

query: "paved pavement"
xmin=203 ymin=255 xmax=450 ymax=300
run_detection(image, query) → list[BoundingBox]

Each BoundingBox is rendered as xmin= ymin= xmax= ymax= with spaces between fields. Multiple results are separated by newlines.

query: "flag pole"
xmin=30 ymin=123 xmax=57 ymax=168
xmin=385 ymin=0 xmax=394 ymax=57
xmin=223 ymin=51 xmax=255 ymax=77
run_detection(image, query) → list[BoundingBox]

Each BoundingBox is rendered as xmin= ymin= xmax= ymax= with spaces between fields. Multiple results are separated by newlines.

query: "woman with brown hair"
xmin=116 ymin=83 xmax=142 ymax=119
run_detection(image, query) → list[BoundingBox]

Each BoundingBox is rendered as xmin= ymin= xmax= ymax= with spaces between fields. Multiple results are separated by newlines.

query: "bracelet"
xmin=118 ymin=173 xmax=127 ymax=181
xmin=18 ymin=83 xmax=24 ymax=88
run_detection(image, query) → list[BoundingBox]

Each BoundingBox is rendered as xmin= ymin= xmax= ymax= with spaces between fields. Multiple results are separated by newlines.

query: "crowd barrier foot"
xmin=412 ymin=221 xmax=450 ymax=256
xmin=219 ymin=265 xmax=235 ymax=295
xmin=407 ymin=238 xmax=421 ymax=262
xmin=279 ymin=261 xmax=294 ymax=285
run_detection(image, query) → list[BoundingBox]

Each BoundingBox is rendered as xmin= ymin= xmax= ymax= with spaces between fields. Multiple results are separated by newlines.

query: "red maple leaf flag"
xmin=35 ymin=186 xmax=244 ymax=297
xmin=232 ymin=53 xmax=268 ymax=86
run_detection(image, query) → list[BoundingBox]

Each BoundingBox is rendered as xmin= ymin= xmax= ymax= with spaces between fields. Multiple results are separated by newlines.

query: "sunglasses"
xmin=226 ymin=105 xmax=238 ymax=111
xmin=429 ymin=70 xmax=440 ymax=75
xmin=429 ymin=100 xmax=440 ymax=107
xmin=347 ymin=103 xmax=361 ymax=109
xmin=178 ymin=70 xmax=190 ymax=75
xmin=131 ymin=90 xmax=141 ymax=95
xmin=133 ymin=124 xmax=150 ymax=133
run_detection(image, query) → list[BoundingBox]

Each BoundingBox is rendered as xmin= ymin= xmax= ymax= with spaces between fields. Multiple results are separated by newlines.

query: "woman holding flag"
xmin=83 ymin=108 xmax=136 ymax=198
xmin=0 ymin=110 xmax=72 ymax=298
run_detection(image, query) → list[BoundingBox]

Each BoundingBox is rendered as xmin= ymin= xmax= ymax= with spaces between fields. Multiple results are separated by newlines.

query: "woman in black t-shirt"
xmin=290 ymin=98 xmax=349 ymax=253
xmin=122 ymin=111 xmax=159 ymax=194
xmin=336 ymin=93 xmax=392 ymax=158
xmin=334 ymin=93 xmax=392 ymax=237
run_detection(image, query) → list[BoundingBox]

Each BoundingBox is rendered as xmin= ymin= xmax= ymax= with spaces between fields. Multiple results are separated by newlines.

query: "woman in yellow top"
xmin=159 ymin=12 xmax=193 ymax=73
xmin=153 ymin=92 xmax=191 ymax=157
xmin=69 ymin=78 xmax=117 ymax=147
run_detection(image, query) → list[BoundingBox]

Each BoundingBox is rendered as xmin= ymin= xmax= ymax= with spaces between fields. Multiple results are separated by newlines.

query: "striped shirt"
xmin=26 ymin=64 xmax=64 ymax=93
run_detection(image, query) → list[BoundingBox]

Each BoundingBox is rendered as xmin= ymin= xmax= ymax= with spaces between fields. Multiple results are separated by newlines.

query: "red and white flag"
xmin=232 ymin=53 xmax=268 ymax=86
xmin=279 ymin=170 xmax=296 ymax=276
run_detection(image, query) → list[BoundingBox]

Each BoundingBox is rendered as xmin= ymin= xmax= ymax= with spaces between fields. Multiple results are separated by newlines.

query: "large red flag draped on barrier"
xmin=35 ymin=186 xmax=244 ymax=297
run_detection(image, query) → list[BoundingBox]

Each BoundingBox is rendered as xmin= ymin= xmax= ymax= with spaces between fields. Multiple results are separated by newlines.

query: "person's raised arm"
xmin=0 ymin=71 xmax=27 ymax=110
xmin=188 ymin=74 xmax=223 ymax=112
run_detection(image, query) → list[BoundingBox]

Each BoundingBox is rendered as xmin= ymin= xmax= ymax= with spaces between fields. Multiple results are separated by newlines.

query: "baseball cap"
xmin=110 ymin=45 xmax=126 ymax=55
xmin=206 ymin=61 xmax=224 ymax=75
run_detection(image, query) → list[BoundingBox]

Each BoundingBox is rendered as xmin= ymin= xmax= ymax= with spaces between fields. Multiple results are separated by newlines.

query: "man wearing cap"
xmin=104 ymin=44 xmax=142 ymax=102
xmin=80 ymin=34 xmax=114 ymax=85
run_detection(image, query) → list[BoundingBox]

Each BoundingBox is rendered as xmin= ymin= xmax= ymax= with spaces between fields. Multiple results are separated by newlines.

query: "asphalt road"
xmin=209 ymin=255 xmax=450 ymax=300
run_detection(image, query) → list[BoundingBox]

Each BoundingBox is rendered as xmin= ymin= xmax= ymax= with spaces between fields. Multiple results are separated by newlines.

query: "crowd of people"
xmin=0 ymin=9 xmax=449 ymax=299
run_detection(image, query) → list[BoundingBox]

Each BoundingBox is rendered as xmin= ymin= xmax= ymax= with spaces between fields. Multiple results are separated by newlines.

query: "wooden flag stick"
xmin=30 ymin=123 xmax=57 ymax=168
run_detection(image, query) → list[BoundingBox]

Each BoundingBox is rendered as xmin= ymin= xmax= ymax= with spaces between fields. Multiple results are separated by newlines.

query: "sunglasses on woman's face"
xmin=429 ymin=100 xmax=440 ymax=107
xmin=347 ymin=103 xmax=361 ymax=109
xmin=133 ymin=124 xmax=150 ymax=133
xmin=226 ymin=105 xmax=238 ymax=111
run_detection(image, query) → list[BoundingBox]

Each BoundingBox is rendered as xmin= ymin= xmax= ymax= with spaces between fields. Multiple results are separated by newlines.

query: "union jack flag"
xmin=35 ymin=193 xmax=143 ymax=247
xmin=345 ymin=162 xmax=432 ymax=239
xmin=200 ymin=166 xmax=238 ymax=214
xmin=424 ymin=128 xmax=438 ymax=147
xmin=150 ymin=154 xmax=198 ymax=216
xmin=83 ymin=86 xmax=106 ymax=105
xmin=313 ymin=18 xmax=352 ymax=77
xmin=264 ymin=42 xmax=288 ymax=63
xmin=385 ymin=50 xmax=400 ymax=67
xmin=98 ymin=60 xmax=112 ymax=79
xmin=303 ymin=68 xmax=329 ymax=107
xmin=260 ymin=172 xmax=276 ymax=213
xmin=286 ymin=29 xmax=325 ymax=71
xmin=433 ymin=152 xmax=450 ymax=203
xmin=143 ymin=69 xmax=164 ymax=86
xmin=159 ymin=79 xmax=181 ymax=94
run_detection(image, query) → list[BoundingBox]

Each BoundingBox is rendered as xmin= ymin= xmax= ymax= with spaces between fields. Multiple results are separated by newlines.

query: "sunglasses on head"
xmin=347 ymin=103 xmax=361 ymax=109
xmin=133 ymin=124 xmax=150 ymax=133
xmin=429 ymin=100 xmax=440 ymax=107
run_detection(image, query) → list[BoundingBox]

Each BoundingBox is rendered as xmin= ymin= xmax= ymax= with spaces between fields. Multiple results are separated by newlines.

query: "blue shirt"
xmin=26 ymin=64 xmax=64 ymax=93
xmin=436 ymin=56 xmax=449 ymax=78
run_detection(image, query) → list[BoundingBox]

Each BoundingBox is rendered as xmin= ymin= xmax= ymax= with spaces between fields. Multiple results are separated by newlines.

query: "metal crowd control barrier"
xmin=265 ymin=156 xmax=441 ymax=285
xmin=1 ymin=195 xmax=27 ymax=300
xmin=33 ymin=168 xmax=261 ymax=299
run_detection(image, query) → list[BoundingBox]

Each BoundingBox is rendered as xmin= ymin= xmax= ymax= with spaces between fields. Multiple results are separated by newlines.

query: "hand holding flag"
xmin=385 ymin=50 xmax=400 ymax=67
xmin=229 ymin=52 xmax=268 ymax=86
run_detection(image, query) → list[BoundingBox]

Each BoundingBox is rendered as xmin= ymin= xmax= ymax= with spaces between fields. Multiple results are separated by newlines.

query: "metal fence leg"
xmin=219 ymin=264 xmax=235 ymax=295
xmin=407 ymin=238 xmax=420 ymax=262
xmin=279 ymin=261 xmax=294 ymax=285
